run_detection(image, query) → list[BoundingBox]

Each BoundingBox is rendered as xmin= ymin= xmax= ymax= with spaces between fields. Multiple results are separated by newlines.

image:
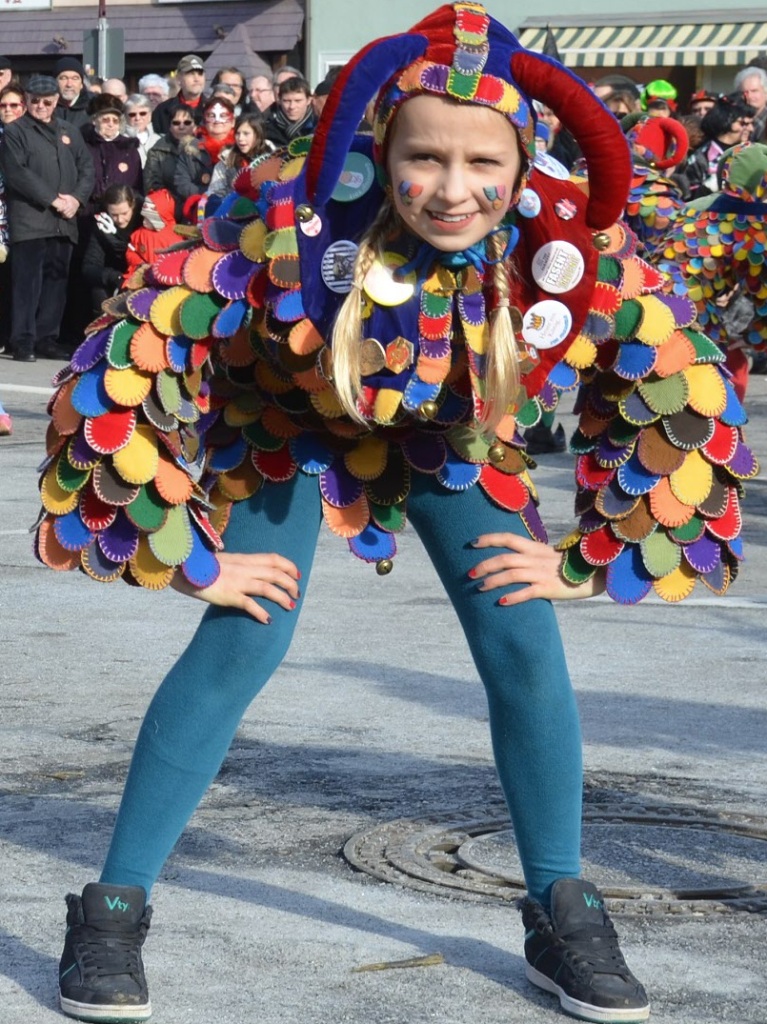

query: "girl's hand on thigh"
xmin=172 ymin=552 xmax=301 ymax=623
xmin=469 ymin=532 xmax=605 ymax=605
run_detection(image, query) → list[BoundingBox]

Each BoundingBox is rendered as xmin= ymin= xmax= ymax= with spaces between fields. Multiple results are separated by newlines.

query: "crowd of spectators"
xmin=0 ymin=52 xmax=330 ymax=384
xmin=538 ymin=64 xmax=767 ymax=206
xmin=0 ymin=48 xmax=766 ymax=437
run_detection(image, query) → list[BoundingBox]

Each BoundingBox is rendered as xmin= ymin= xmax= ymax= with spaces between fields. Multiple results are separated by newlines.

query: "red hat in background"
xmin=624 ymin=114 xmax=689 ymax=170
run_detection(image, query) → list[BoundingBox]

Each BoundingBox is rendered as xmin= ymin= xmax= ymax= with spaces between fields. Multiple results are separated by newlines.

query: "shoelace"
xmin=522 ymin=899 xmax=633 ymax=981
xmin=74 ymin=928 xmax=145 ymax=981
xmin=555 ymin=921 xmax=632 ymax=979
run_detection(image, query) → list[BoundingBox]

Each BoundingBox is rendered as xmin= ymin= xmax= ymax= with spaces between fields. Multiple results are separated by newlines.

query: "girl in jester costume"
xmin=46 ymin=5 xmax=756 ymax=1023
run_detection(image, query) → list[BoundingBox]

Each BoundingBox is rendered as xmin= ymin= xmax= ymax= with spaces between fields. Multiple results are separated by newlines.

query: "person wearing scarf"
xmin=174 ymin=95 xmax=235 ymax=222
xmin=263 ymin=75 xmax=317 ymax=148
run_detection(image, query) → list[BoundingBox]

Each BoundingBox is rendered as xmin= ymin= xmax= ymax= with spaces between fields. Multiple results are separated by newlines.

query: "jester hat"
xmin=716 ymin=141 xmax=767 ymax=200
xmin=304 ymin=2 xmax=631 ymax=230
xmin=622 ymin=112 xmax=689 ymax=170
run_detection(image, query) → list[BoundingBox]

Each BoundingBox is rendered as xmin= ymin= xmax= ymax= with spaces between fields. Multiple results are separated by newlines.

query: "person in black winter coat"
xmin=81 ymin=94 xmax=143 ymax=217
xmin=58 ymin=93 xmax=143 ymax=347
xmin=143 ymin=112 xmax=196 ymax=219
xmin=0 ymin=74 xmax=94 ymax=360
xmin=81 ymin=183 xmax=141 ymax=317
xmin=151 ymin=54 xmax=206 ymax=135
xmin=263 ymin=76 xmax=316 ymax=149
xmin=54 ymin=56 xmax=92 ymax=130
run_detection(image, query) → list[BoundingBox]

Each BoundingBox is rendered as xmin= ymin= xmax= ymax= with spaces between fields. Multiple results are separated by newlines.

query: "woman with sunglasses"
xmin=81 ymin=93 xmax=143 ymax=218
xmin=680 ymin=94 xmax=756 ymax=199
xmin=0 ymin=83 xmax=24 ymax=127
xmin=142 ymin=108 xmax=196 ymax=202
xmin=0 ymin=83 xmax=21 ymax=425
xmin=123 ymin=94 xmax=161 ymax=167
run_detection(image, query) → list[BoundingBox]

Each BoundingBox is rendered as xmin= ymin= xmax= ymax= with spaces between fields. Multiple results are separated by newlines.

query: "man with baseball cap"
xmin=0 ymin=74 xmax=94 ymax=360
xmin=54 ymin=56 xmax=92 ymax=129
xmin=152 ymin=54 xmax=206 ymax=134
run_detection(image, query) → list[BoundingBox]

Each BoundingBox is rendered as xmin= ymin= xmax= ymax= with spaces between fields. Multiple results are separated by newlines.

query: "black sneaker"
xmin=519 ymin=878 xmax=650 ymax=1022
xmin=524 ymin=422 xmax=567 ymax=456
xmin=59 ymin=882 xmax=152 ymax=1022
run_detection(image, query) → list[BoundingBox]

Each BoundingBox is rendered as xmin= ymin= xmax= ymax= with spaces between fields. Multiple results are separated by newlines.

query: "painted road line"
xmin=0 ymin=383 xmax=54 ymax=396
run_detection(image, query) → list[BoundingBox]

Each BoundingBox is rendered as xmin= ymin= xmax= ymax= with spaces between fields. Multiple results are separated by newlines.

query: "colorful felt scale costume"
xmin=620 ymin=114 xmax=690 ymax=256
xmin=658 ymin=142 xmax=767 ymax=352
xmin=34 ymin=3 xmax=757 ymax=605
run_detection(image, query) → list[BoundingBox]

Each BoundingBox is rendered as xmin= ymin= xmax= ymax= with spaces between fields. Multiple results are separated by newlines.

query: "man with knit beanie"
xmin=55 ymin=56 xmax=91 ymax=129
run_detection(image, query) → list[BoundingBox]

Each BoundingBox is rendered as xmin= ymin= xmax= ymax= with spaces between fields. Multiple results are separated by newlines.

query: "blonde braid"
xmin=482 ymin=230 xmax=520 ymax=433
xmin=331 ymin=199 xmax=397 ymax=422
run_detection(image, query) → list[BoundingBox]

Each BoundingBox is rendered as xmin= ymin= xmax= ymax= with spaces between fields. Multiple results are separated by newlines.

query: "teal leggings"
xmin=101 ymin=471 xmax=583 ymax=904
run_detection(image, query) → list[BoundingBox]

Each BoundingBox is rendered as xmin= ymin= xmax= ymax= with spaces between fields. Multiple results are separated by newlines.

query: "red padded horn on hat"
xmin=510 ymin=51 xmax=632 ymax=229
xmin=303 ymin=33 xmax=429 ymax=206
xmin=632 ymin=116 xmax=689 ymax=170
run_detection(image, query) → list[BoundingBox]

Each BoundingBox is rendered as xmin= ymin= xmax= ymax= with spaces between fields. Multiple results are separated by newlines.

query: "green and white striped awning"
xmin=518 ymin=22 xmax=767 ymax=68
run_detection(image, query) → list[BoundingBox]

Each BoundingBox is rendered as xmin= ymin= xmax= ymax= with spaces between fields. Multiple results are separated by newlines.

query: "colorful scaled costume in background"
xmin=658 ymin=142 xmax=767 ymax=400
xmin=38 ymin=5 xmax=757 ymax=1024
xmin=621 ymin=113 xmax=689 ymax=254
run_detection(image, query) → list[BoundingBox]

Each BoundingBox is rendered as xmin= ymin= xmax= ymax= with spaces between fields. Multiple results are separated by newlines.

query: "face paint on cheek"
xmin=483 ymin=185 xmax=507 ymax=211
xmin=397 ymin=180 xmax=424 ymax=206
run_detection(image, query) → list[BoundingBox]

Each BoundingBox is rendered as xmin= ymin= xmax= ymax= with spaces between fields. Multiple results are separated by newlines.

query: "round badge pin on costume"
xmin=37 ymin=5 xmax=755 ymax=1024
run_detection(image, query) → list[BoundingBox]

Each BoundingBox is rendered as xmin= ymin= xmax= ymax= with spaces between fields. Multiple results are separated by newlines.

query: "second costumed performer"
xmin=37 ymin=4 xmax=756 ymax=1022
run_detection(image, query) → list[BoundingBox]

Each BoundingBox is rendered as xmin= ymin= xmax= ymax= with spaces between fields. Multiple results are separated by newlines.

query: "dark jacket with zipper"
xmin=0 ymin=113 xmax=94 ymax=244
xmin=56 ymin=89 xmax=92 ymax=130
xmin=143 ymin=133 xmax=182 ymax=194
xmin=82 ymin=207 xmax=141 ymax=308
xmin=80 ymin=124 xmax=143 ymax=215
xmin=173 ymin=134 xmax=215 ymax=198
xmin=262 ymin=108 xmax=317 ymax=149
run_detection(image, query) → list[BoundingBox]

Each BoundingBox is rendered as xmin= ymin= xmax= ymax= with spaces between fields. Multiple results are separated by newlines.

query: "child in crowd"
xmin=81 ymin=184 xmax=142 ymax=318
xmin=122 ymin=188 xmax=178 ymax=284
xmin=206 ymin=111 xmax=274 ymax=202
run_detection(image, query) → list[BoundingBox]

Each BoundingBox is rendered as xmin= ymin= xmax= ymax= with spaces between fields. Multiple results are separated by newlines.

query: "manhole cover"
xmin=344 ymin=800 xmax=767 ymax=915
